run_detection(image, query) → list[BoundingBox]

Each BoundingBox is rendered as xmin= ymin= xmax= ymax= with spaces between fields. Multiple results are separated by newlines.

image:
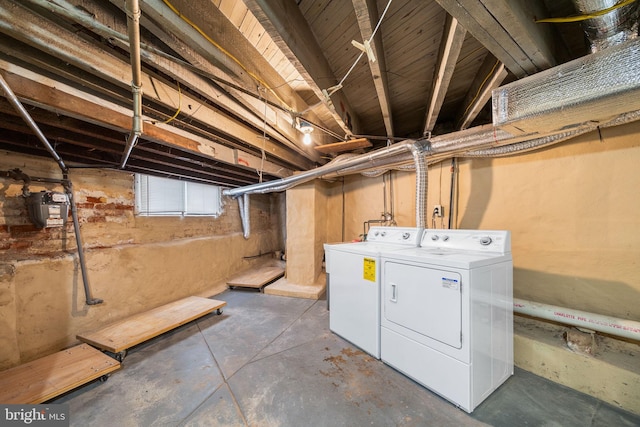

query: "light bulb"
xmin=303 ymin=133 xmax=312 ymax=145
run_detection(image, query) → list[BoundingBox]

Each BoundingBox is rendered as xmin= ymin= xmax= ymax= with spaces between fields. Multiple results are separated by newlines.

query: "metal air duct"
xmin=492 ymin=38 xmax=640 ymax=134
xmin=573 ymin=0 xmax=639 ymax=52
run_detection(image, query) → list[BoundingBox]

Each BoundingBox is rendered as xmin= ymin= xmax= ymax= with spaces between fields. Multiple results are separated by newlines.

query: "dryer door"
xmin=383 ymin=261 xmax=462 ymax=349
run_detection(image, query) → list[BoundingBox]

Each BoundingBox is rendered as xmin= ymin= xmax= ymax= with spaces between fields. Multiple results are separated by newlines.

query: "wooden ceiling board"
xmin=0 ymin=0 xmax=596 ymax=184
xmin=439 ymin=34 xmax=490 ymax=123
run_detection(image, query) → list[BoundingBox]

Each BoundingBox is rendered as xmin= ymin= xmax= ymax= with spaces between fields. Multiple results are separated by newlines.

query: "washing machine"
xmin=380 ymin=229 xmax=513 ymax=413
xmin=324 ymin=226 xmax=423 ymax=358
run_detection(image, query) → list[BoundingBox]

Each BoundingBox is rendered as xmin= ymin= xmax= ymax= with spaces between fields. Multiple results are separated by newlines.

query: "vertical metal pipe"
xmin=120 ymin=0 xmax=143 ymax=168
xmin=64 ymin=179 xmax=103 ymax=305
xmin=0 ymin=74 xmax=102 ymax=306
xmin=448 ymin=158 xmax=456 ymax=229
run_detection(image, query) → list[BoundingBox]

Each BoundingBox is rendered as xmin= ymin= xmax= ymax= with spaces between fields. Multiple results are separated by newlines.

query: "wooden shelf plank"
xmin=227 ymin=265 xmax=285 ymax=289
xmin=77 ymin=296 xmax=226 ymax=353
xmin=314 ymin=138 xmax=372 ymax=154
xmin=0 ymin=344 xmax=120 ymax=404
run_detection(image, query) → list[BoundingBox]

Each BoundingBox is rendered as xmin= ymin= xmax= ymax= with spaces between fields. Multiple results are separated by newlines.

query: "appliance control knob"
xmin=431 ymin=235 xmax=439 ymax=241
xmin=374 ymin=231 xmax=379 ymax=236
xmin=402 ymin=232 xmax=410 ymax=240
xmin=381 ymin=231 xmax=386 ymax=237
xmin=442 ymin=235 xmax=449 ymax=242
xmin=480 ymin=236 xmax=493 ymax=246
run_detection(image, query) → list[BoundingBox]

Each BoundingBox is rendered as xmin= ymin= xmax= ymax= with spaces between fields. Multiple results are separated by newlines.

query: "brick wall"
xmin=0 ymin=150 xmax=283 ymax=367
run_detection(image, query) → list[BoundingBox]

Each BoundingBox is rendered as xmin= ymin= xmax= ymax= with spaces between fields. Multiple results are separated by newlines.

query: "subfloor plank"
xmin=77 ymin=296 xmax=226 ymax=353
xmin=227 ymin=266 xmax=285 ymax=289
xmin=0 ymin=344 xmax=120 ymax=404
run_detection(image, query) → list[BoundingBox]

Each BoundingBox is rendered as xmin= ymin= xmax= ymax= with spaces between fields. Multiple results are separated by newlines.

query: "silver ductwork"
xmin=224 ymin=140 xmax=432 ymax=236
xmin=224 ymin=28 xmax=640 ymax=236
xmin=411 ymin=144 xmax=428 ymax=228
xmin=492 ymin=38 xmax=640 ymax=135
xmin=237 ymin=193 xmax=251 ymax=239
xmin=573 ymin=0 xmax=639 ymax=52
xmin=223 ymin=141 xmax=421 ymax=198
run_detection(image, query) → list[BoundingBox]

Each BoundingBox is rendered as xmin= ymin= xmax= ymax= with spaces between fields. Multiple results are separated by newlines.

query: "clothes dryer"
xmin=380 ymin=229 xmax=513 ymax=412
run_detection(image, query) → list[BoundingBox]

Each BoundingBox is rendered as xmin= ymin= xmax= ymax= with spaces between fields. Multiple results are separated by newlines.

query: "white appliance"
xmin=380 ymin=229 xmax=513 ymax=413
xmin=324 ymin=226 xmax=423 ymax=358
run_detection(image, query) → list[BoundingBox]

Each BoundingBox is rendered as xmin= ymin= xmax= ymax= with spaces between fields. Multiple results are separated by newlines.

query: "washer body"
xmin=380 ymin=229 xmax=513 ymax=412
xmin=324 ymin=227 xmax=422 ymax=358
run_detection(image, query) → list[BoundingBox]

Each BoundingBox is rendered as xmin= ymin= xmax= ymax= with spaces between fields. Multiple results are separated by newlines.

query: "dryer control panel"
xmin=366 ymin=226 xmax=423 ymax=246
xmin=420 ymin=229 xmax=510 ymax=253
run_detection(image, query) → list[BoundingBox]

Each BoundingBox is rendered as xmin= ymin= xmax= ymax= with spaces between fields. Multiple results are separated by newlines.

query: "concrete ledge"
xmin=264 ymin=273 xmax=325 ymax=300
xmin=514 ymin=316 xmax=640 ymax=415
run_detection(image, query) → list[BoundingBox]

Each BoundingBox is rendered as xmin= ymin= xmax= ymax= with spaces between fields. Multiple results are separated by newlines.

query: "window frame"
xmin=134 ymin=174 xmax=223 ymax=217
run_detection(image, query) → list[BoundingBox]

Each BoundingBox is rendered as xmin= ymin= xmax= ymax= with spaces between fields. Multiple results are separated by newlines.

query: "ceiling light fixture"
xmin=297 ymin=118 xmax=314 ymax=145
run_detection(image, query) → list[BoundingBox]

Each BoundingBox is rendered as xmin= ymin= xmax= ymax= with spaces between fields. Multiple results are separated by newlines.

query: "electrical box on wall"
xmin=27 ymin=191 xmax=69 ymax=228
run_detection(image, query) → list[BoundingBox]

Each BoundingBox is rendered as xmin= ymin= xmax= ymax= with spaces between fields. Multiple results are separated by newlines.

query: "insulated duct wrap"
xmin=223 ymin=141 xmax=418 ymax=197
xmin=237 ymin=193 xmax=250 ymax=239
xmin=466 ymin=109 xmax=640 ymax=157
xmin=411 ymin=145 xmax=428 ymax=229
xmin=492 ymin=39 xmax=640 ymax=134
xmin=573 ymin=0 xmax=639 ymax=52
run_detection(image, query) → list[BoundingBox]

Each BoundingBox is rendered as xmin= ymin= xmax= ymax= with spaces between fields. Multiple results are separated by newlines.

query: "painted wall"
xmin=0 ymin=151 xmax=281 ymax=369
xmin=329 ymin=120 xmax=640 ymax=321
xmin=319 ymin=121 xmax=640 ymax=410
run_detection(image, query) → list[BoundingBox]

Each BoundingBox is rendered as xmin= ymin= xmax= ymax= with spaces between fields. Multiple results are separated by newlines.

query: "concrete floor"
xmin=53 ymin=290 xmax=640 ymax=426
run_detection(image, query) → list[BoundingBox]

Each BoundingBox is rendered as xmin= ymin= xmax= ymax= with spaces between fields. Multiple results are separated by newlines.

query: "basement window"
xmin=134 ymin=174 xmax=222 ymax=217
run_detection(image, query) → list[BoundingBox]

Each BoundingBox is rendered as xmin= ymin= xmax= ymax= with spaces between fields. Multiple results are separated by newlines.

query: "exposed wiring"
xmin=339 ymin=0 xmax=393 ymax=88
xmin=163 ymin=81 xmax=181 ymax=124
xmin=258 ymin=87 xmax=268 ymax=183
xmin=161 ymin=0 xmax=293 ymax=112
xmin=458 ymin=59 xmax=501 ymax=127
xmin=535 ymin=0 xmax=637 ymax=23
xmin=302 ymin=0 xmax=394 ymax=114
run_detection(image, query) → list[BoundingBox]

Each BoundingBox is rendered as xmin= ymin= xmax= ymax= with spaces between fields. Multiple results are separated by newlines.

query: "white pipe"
xmin=514 ymin=298 xmax=640 ymax=342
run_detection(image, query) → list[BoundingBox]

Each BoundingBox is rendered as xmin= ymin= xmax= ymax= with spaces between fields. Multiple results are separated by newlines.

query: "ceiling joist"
xmin=423 ymin=14 xmax=466 ymax=135
xmin=352 ymin=0 xmax=394 ymax=138
xmin=243 ymin=0 xmax=361 ymax=136
xmin=435 ymin=0 xmax=558 ymax=77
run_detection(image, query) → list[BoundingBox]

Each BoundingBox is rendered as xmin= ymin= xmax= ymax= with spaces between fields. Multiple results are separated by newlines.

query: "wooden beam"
xmin=423 ymin=15 xmax=466 ymax=135
xmin=0 ymin=61 xmax=292 ymax=179
xmin=0 ymin=101 xmax=264 ymax=182
xmin=435 ymin=0 xmax=557 ymax=77
xmin=314 ymin=138 xmax=372 ymax=154
xmin=243 ymin=0 xmax=361 ymax=136
xmin=456 ymin=54 xmax=507 ymax=130
xmin=139 ymin=0 xmax=346 ymax=137
xmin=0 ymin=0 xmax=312 ymax=171
xmin=352 ymin=0 xmax=394 ymax=137
xmin=104 ymin=2 xmax=324 ymax=163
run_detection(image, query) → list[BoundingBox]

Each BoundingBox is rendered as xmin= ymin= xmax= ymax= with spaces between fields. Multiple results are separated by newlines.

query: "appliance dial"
xmin=442 ymin=235 xmax=449 ymax=242
xmin=480 ymin=236 xmax=492 ymax=246
xmin=381 ymin=231 xmax=386 ymax=237
xmin=374 ymin=231 xmax=379 ymax=236
xmin=431 ymin=235 xmax=439 ymax=241
xmin=402 ymin=232 xmax=410 ymax=240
